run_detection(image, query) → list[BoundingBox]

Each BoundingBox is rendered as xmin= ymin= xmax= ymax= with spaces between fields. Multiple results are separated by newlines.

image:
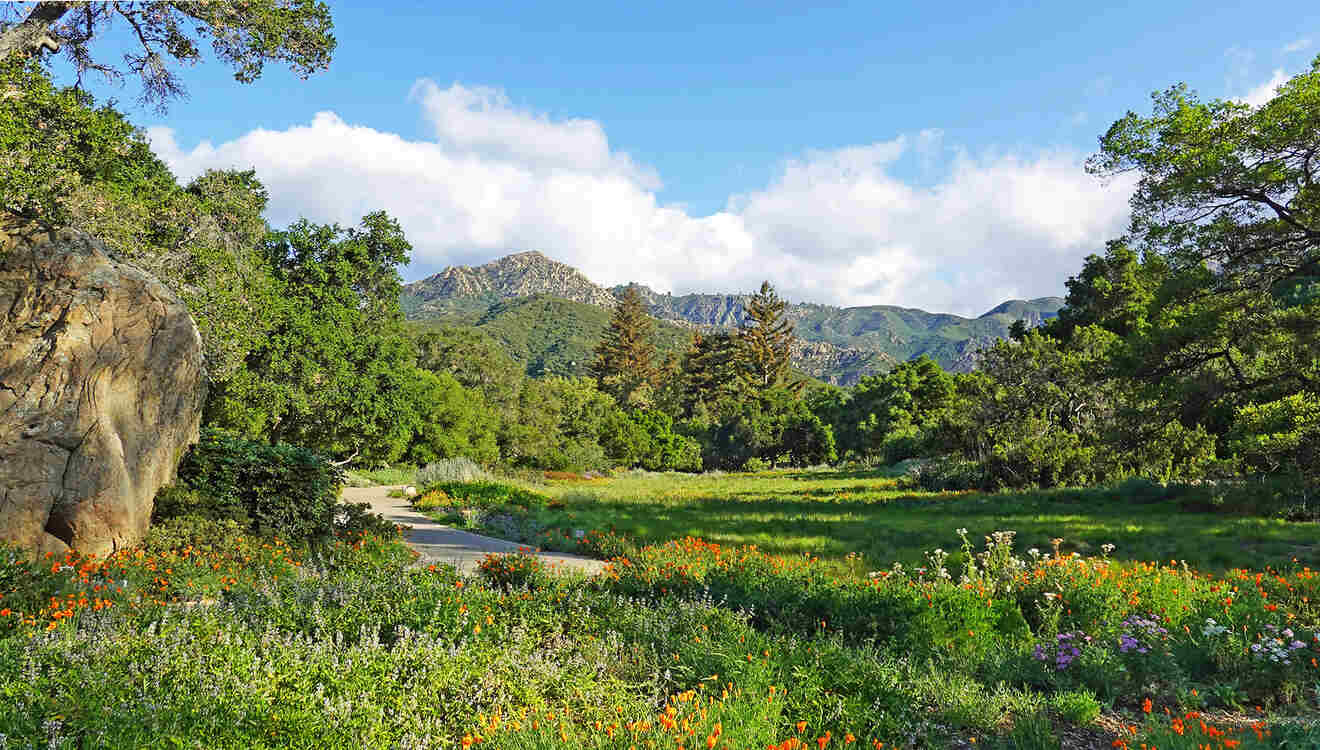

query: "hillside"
xmin=401 ymin=252 xmax=1064 ymax=382
xmin=405 ymin=251 xmax=617 ymax=316
xmin=408 ymin=296 xmax=692 ymax=378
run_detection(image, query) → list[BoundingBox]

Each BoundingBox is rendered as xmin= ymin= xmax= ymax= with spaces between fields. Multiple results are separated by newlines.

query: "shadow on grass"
xmin=535 ymin=488 xmax=1320 ymax=571
xmin=780 ymin=468 xmax=904 ymax=481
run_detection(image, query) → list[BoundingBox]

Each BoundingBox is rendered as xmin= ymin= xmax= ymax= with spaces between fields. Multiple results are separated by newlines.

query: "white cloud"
xmin=1284 ymin=38 xmax=1312 ymax=54
xmin=1240 ymin=68 xmax=1290 ymax=107
xmin=148 ymin=81 xmax=1134 ymax=317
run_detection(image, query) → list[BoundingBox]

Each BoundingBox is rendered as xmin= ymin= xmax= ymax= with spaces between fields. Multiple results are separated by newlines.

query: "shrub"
xmin=415 ymin=457 xmax=491 ymax=485
xmin=172 ymin=428 xmax=344 ymax=543
xmin=151 ymin=484 xmax=248 ymax=525
xmin=335 ymin=502 xmax=402 ymax=539
xmin=1200 ymin=474 xmax=1320 ymax=521
xmin=476 ymin=550 xmax=552 ymax=590
xmin=423 ymin=481 xmax=548 ymax=511
xmin=1048 ymin=689 xmax=1100 ymax=725
xmin=912 ymin=455 xmax=985 ymax=491
xmin=412 ymin=489 xmax=455 ymax=511
xmin=1001 ymin=711 xmax=1060 ymax=750
xmin=143 ymin=515 xmax=249 ymax=556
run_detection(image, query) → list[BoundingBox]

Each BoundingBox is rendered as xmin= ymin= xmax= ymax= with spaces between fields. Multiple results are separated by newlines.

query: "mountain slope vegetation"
xmin=402 ymin=255 xmax=1063 ymax=381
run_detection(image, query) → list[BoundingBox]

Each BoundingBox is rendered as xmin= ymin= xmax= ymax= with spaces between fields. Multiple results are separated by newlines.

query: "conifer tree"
xmin=592 ymin=285 xmax=656 ymax=404
xmin=681 ymin=331 xmax=742 ymax=416
xmin=737 ymin=281 xmax=797 ymax=394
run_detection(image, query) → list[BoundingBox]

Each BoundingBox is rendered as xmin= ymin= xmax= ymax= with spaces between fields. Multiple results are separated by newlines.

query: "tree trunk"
xmin=0 ymin=2 xmax=73 ymax=61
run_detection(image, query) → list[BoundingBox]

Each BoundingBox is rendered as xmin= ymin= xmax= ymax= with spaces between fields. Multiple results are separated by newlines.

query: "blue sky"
xmin=60 ymin=1 xmax=1320 ymax=315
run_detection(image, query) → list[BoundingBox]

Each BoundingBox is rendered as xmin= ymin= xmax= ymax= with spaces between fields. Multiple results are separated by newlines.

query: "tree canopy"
xmin=737 ymin=281 xmax=796 ymax=394
xmin=0 ymin=1 xmax=336 ymax=110
xmin=591 ymin=285 xmax=657 ymax=405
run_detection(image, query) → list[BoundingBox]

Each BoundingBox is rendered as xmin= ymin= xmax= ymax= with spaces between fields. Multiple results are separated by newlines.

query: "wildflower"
xmin=1142 ymin=698 xmax=1152 ymax=714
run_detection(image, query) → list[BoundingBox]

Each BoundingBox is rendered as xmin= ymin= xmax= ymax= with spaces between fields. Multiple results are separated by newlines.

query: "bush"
xmin=335 ymin=502 xmax=402 ymax=539
xmin=912 ymin=455 xmax=985 ymax=491
xmin=1196 ymin=474 xmax=1320 ymax=521
xmin=172 ymin=428 xmax=344 ymax=543
xmin=476 ymin=550 xmax=552 ymax=590
xmin=742 ymin=456 xmax=770 ymax=472
xmin=143 ymin=515 xmax=249 ymax=556
xmin=423 ymin=481 xmax=549 ymax=511
xmin=412 ymin=489 xmax=455 ymax=511
xmin=1001 ymin=712 xmax=1060 ymax=750
xmin=1049 ymin=689 xmax=1101 ymax=725
xmin=151 ymin=484 xmax=248 ymax=525
xmin=415 ymin=457 xmax=491 ymax=485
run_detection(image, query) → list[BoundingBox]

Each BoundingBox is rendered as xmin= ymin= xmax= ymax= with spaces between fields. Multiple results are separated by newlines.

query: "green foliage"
xmin=6 ymin=475 xmax=1320 ymax=748
xmin=0 ymin=62 xmax=279 ymax=382
xmin=1077 ymin=61 xmax=1320 ymax=484
xmin=592 ymin=285 xmax=658 ymax=405
xmin=1048 ymin=689 xmax=1101 ymax=725
xmin=475 ymin=550 xmax=553 ymax=591
xmin=4 ymin=1 xmax=335 ymax=110
xmin=151 ymin=484 xmax=248 ymax=526
xmin=999 ymin=712 xmax=1060 ymax=750
xmin=416 ymin=457 xmax=493 ymax=485
xmin=0 ymin=57 xmax=138 ymax=225
xmin=334 ymin=502 xmax=402 ymax=539
xmin=1229 ymin=392 xmax=1320 ymax=476
xmin=343 ymin=465 xmax=418 ymax=487
xmin=424 ymin=295 xmax=689 ymax=379
xmin=699 ymin=387 xmax=838 ymax=469
xmin=844 ymin=356 xmax=957 ymax=462
xmin=602 ymin=409 xmax=702 ymax=472
xmin=421 ymin=481 xmax=549 ymax=511
xmin=170 ymin=427 xmax=344 ymax=542
xmin=206 ymin=213 xmax=430 ymax=464
xmin=680 ymin=331 xmax=744 ymax=415
xmin=737 ymin=280 xmax=797 ymax=393
xmin=401 ymin=369 xmax=499 ymax=465
xmin=141 ymin=514 xmax=249 ymax=557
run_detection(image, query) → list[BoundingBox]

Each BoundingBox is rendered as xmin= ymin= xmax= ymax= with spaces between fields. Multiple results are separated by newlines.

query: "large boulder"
xmin=0 ymin=225 xmax=205 ymax=556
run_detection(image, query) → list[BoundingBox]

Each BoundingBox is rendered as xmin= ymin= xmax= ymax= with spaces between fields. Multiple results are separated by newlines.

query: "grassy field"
xmin=491 ymin=470 xmax=1320 ymax=575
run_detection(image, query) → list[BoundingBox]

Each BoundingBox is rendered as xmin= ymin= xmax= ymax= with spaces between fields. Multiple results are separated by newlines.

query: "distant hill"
xmin=408 ymin=295 xmax=691 ymax=378
xmin=404 ymin=251 xmax=616 ymax=316
xmin=401 ymin=252 xmax=1064 ymax=384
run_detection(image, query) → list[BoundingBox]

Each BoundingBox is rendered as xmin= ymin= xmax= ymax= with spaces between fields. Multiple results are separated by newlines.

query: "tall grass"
xmin=416 ymin=457 xmax=493 ymax=485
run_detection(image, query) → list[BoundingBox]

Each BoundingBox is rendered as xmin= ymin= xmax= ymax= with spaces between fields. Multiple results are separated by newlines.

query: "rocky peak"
xmin=405 ymin=251 xmax=618 ymax=308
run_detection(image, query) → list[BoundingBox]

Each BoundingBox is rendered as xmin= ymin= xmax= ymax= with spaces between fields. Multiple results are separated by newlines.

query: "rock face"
xmin=404 ymin=251 xmax=619 ymax=308
xmin=0 ymin=226 xmax=205 ymax=556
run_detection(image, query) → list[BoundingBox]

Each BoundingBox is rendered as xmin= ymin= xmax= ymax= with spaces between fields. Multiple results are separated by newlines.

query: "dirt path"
xmin=341 ymin=485 xmax=605 ymax=575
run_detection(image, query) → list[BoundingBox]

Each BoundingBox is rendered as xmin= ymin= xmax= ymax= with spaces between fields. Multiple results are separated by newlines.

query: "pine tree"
xmin=737 ymin=281 xmax=797 ymax=394
xmin=681 ymin=331 xmax=742 ymax=416
xmin=592 ymin=285 xmax=656 ymax=403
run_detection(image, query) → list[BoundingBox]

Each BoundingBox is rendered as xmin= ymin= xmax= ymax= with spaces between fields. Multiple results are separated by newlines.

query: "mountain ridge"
xmin=402 ymin=251 xmax=1064 ymax=382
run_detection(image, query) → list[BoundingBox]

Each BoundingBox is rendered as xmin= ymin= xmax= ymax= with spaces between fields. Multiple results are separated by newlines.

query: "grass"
xmin=343 ymin=465 xmax=417 ymax=487
xmin=482 ymin=469 xmax=1320 ymax=575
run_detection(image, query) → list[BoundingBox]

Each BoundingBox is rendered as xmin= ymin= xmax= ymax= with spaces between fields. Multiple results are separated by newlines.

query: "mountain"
xmin=408 ymin=295 xmax=692 ymax=378
xmin=404 ymin=251 xmax=617 ymax=316
xmin=401 ymin=252 xmax=1065 ymax=383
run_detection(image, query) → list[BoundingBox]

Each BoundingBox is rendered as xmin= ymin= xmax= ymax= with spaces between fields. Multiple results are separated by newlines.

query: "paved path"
xmin=342 ymin=485 xmax=605 ymax=575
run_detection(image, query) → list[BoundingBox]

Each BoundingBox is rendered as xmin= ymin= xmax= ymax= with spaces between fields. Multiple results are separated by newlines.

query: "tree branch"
xmin=0 ymin=2 xmax=73 ymax=60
